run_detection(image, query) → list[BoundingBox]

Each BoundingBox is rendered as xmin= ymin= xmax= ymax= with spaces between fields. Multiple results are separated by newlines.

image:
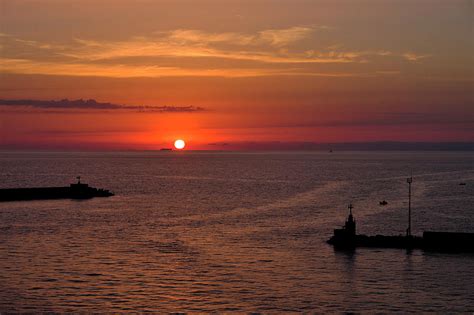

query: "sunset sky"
xmin=0 ymin=0 xmax=472 ymax=150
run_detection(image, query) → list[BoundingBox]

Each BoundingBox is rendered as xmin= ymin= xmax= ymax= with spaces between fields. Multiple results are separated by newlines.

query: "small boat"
xmin=379 ymin=200 xmax=388 ymax=206
xmin=459 ymin=182 xmax=466 ymax=186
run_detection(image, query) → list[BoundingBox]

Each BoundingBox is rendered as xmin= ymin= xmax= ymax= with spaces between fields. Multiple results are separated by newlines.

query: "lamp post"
xmin=407 ymin=176 xmax=413 ymax=237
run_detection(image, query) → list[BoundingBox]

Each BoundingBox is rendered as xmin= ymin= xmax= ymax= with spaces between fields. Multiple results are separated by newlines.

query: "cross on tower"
xmin=348 ymin=203 xmax=353 ymax=215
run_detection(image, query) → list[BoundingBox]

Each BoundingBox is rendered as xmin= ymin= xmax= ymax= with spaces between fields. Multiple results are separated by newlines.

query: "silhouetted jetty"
xmin=328 ymin=177 xmax=474 ymax=253
xmin=0 ymin=177 xmax=114 ymax=202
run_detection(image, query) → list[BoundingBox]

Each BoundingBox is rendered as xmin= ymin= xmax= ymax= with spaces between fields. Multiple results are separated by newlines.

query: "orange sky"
xmin=0 ymin=0 xmax=472 ymax=150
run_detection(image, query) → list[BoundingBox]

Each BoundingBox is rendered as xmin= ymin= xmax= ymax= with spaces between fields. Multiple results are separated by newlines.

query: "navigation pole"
xmin=406 ymin=175 xmax=413 ymax=237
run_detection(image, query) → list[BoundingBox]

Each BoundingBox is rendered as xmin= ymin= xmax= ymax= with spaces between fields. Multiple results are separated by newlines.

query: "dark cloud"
xmin=206 ymin=141 xmax=474 ymax=151
xmin=27 ymin=129 xmax=144 ymax=136
xmin=0 ymin=99 xmax=205 ymax=113
xmin=316 ymin=112 xmax=474 ymax=128
xmin=206 ymin=111 xmax=473 ymax=130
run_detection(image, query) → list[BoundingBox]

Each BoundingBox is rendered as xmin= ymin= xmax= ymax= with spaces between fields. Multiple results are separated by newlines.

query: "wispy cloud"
xmin=402 ymin=52 xmax=432 ymax=62
xmin=62 ymin=28 xmax=353 ymax=65
xmin=0 ymin=27 xmax=432 ymax=78
xmin=253 ymin=26 xmax=316 ymax=47
xmin=164 ymin=26 xmax=320 ymax=47
xmin=0 ymin=98 xmax=205 ymax=113
xmin=0 ymin=58 xmax=365 ymax=78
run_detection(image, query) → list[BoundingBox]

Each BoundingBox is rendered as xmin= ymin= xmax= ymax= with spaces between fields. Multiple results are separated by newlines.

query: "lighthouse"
xmin=345 ymin=203 xmax=356 ymax=237
xmin=329 ymin=203 xmax=357 ymax=246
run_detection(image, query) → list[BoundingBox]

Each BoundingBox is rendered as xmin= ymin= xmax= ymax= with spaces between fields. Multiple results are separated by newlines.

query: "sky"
xmin=0 ymin=0 xmax=473 ymax=150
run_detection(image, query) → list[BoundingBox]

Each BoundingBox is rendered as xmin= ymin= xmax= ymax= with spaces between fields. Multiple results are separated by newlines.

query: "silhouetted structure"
xmin=328 ymin=177 xmax=474 ymax=252
xmin=331 ymin=204 xmax=356 ymax=247
xmin=0 ymin=177 xmax=114 ymax=202
xmin=407 ymin=175 xmax=413 ymax=237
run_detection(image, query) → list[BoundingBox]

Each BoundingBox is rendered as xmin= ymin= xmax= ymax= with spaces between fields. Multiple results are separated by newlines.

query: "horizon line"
xmin=1 ymin=141 xmax=473 ymax=152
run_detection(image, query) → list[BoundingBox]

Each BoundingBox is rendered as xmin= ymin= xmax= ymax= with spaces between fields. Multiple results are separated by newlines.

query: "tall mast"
xmin=406 ymin=175 xmax=413 ymax=237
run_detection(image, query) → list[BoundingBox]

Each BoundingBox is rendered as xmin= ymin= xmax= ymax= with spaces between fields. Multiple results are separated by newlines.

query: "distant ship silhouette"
xmin=328 ymin=176 xmax=474 ymax=252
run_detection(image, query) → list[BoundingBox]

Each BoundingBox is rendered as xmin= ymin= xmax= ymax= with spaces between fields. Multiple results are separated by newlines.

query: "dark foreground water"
xmin=0 ymin=151 xmax=473 ymax=312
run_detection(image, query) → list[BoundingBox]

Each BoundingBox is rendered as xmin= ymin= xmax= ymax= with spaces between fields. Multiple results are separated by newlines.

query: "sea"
xmin=0 ymin=151 xmax=473 ymax=312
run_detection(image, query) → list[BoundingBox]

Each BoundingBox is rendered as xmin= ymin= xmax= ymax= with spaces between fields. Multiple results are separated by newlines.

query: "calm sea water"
xmin=0 ymin=151 xmax=473 ymax=312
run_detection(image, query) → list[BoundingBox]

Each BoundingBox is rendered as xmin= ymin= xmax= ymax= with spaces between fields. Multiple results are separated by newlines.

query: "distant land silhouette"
xmin=205 ymin=141 xmax=474 ymax=151
xmin=1 ymin=141 xmax=473 ymax=151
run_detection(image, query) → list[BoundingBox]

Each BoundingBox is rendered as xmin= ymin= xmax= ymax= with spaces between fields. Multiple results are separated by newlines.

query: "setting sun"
xmin=174 ymin=139 xmax=185 ymax=150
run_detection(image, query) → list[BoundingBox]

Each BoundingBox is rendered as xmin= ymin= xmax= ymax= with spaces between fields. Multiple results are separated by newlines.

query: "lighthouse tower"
xmin=345 ymin=203 xmax=356 ymax=236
